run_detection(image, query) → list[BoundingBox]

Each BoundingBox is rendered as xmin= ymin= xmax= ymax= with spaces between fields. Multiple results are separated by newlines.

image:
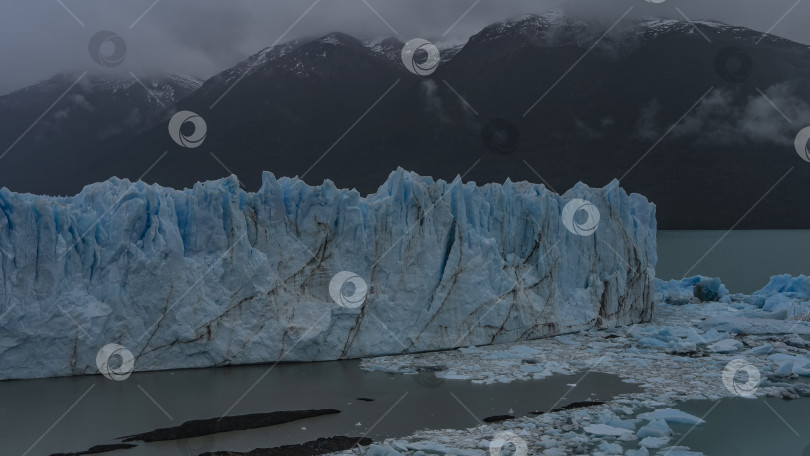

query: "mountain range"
xmin=1 ymin=12 xmax=809 ymax=229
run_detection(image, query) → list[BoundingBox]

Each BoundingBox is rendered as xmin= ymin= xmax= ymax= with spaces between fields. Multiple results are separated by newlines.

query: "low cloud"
xmin=671 ymin=84 xmax=810 ymax=146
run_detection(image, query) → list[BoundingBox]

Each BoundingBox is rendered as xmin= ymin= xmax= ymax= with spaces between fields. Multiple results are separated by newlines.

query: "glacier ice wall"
xmin=0 ymin=169 xmax=656 ymax=380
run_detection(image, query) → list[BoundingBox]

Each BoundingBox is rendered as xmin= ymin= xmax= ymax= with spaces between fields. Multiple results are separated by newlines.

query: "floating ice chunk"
xmin=637 ymin=408 xmax=705 ymax=425
xmin=485 ymin=351 xmax=528 ymax=360
xmin=636 ymin=418 xmax=672 ymax=438
xmin=438 ymin=371 xmax=472 ymax=380
xmin=696 ymin=329 xmax=725 ymax=345
xmin=673 ymin=332 xmax=702 ymax=347
xmin=774 ymin=360 xmax=795 ymax=377
xmin=639 ymin=436 xmax=671 ymax=448
xmin=542 ymin=449 xmax=567 ymax=456
xmin=509 ymin=345 xmax=540 ymax=356
xmin=708 ymin=339 xmax=742 ymax=353
xmin=668 ymin=339 xmax=697 ymax=354
xmin=638 ymin=337 xmax=669 ymax=349
xmin=598 ymin=441 xmax=625 ymax=454
xmin=654 ymin=277 xmax=702 ymax=300
xmin=762 ymin=295 xmax=796 ymax=314
xmin=736 ymin=308 xmax=788 ymax=320
xmin=391 ymin=440 xmax=410 ymax=452
xmin=693 ymin=278 xmax=728 ymax=303
xmin=554 ymin=335 xmax=580 ymax=346
xmin=772 ymin=354 xmax=810 ymax=376
xmin=743 ymin=343 xmax=773 ymax=355
xmin=700 ymin=317 xmax=810 ymax=335
xmin=656 ymin=276 xmax=727 ymax=304
xmin=617 ymin=432 xmax=638 ymax=442
xmin=745 ymin=295 xmax=767 ymax=308
xmin=753 ymin=274 xmax=810 ymax=299
xmin=406 ymin=441 xmax=484 ymax=456
xmin=624 ymin=448 xmax=650 ymax=456
xmin=366 ymin=444 xmax=405 ymax=456
xmin=605 ymin=418 xmax=638 ymax=431
xmin=583 ymin=424 xmax=634 ymax=436
xmin=520 ymin=363 xmax=547 ymax=374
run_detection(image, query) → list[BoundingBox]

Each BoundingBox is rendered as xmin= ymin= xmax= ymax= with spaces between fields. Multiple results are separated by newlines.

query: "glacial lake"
xmin=676 ymin=396 xmax=810 ymax=455
xmin=2 ymin=360 xmax=637 ymax=456
xmin=657 ymin=230 xmax=810 ymax=294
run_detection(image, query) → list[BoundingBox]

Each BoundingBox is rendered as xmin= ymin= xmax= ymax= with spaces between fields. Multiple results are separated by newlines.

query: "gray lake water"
xmin=677 ymin=396 xmax=810 ymax=455
xmin=657 ymin=230 xmax=810 ymax=294
xmin=2 ymin=360 xmax=637 ymax=456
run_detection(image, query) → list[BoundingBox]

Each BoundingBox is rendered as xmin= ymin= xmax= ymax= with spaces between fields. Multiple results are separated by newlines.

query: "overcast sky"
xmin=1 ymin=0 xmax=808 ymax=94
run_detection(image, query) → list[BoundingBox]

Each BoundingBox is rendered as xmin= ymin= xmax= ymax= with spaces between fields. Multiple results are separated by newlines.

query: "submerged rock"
xmin=50 ymin=444 xmax=137 ymax=456
xmin=482 ymin=415 xmax=515 ymax=423
xmin=121 ymin=410 xmax=340 ymax=442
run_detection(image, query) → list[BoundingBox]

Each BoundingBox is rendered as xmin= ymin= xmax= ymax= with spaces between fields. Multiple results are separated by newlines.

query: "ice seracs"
xmin=0 ymin=168 xmax=655 ymax=380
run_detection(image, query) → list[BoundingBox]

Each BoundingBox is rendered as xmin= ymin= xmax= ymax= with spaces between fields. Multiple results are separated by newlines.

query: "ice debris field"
xmin=328 ymin=275 xmax=810 ymax=456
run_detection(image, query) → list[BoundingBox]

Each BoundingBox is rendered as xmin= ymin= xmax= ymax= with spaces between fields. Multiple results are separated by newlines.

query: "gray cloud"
xmin=672 ymin=83 xmax=810 ymax=146
xmin=1 ymin=0 xmax=809 ymax=94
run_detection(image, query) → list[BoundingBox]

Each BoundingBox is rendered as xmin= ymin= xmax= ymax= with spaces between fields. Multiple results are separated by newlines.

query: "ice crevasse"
xmin=0 ymin=168 xmax=656 ymax=380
